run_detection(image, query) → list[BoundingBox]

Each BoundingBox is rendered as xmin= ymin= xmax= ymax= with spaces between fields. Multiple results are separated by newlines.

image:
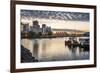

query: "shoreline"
xmin=21 ymin=45 xmax=38 ymax=63
xmin=22 ymin=35 xmax=88 ymax=39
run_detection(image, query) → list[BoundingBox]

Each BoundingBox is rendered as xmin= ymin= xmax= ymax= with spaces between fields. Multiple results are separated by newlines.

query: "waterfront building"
xmin=42 ymin=24 xmax=47 ymax=35
xmin=41 ymin=24 xmax=52 ymax=35
xmin=23 ymin=23 xmax=30 ymax=32
xmin=46 ymin=26 xmax=52 ymax=32
xmin=32 ymin=20 xmax=41 ymax=34
xmin=21 ymin=22 xmax=24 ymax=32
xmin=30 ymin=26 xmax=33 ymax=31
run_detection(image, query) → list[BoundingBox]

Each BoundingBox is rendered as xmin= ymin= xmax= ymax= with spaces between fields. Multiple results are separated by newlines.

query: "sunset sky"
xmin=21 ymin=10 xmax=90 ymax=32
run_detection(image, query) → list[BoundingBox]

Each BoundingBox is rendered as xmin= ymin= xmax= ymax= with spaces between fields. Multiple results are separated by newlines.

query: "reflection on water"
xmin=21 ymin=37 xmax=89 ymax=62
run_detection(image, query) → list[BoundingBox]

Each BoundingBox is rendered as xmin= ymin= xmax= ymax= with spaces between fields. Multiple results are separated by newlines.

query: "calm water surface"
xmin=21 ymin=37 xmax=89 ymax=62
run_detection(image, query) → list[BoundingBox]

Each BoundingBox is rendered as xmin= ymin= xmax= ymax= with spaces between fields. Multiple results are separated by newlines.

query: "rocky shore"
xmin=21 ymin=45 xmax=38 ymax=63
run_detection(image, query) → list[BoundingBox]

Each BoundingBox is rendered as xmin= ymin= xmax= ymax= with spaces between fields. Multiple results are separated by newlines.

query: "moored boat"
xmin=65 ymin=37 xmax=79 ymax=46
xmin=78 ymin=37 xmax=89 ymax=47
xmin=65 ymin=37 xmax=89 ymax=47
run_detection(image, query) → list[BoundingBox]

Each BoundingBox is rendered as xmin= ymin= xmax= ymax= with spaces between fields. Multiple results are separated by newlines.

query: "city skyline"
xmin=21 ymin=10 xmax=90 ymax=32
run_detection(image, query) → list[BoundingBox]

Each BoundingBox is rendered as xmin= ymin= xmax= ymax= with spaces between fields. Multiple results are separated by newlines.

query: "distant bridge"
xmin=52 ymin=28 xmax=85 ymax=33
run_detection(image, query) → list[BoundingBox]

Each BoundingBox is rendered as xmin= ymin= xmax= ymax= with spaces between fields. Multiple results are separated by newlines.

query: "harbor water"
xmin=21 ymin=37 xmax=89 ymax=62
